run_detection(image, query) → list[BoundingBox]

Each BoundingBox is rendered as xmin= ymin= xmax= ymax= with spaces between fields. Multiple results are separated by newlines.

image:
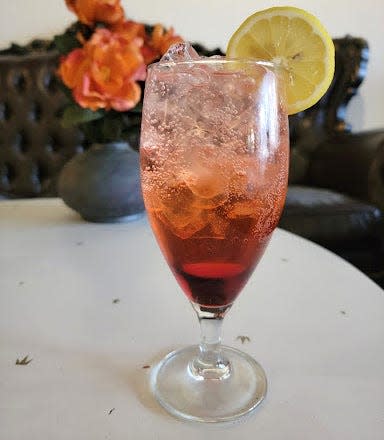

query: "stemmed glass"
xmin=140 ymin=47 xmax=289 ymax=422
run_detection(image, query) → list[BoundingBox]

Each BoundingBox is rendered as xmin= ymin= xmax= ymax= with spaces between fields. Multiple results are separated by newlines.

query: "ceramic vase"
xmin=58 ymin=142 xmax=144 ymax=222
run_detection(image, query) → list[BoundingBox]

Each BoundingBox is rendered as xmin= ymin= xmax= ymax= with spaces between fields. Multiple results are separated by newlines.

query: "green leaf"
xmin=129 ymin=102 xmax=143 ymax=114
xmin=101 ymin=116 xmax=123 ymax=141
xmin=61 ymin=105 xmax=104 ymax=128
xmin=58 ymin=83 xmax=75 ymax=101
xmin=53 ymin=33 xmax=81 ymax=55
xmin=76 ymin=114 xmax=122 ymax=144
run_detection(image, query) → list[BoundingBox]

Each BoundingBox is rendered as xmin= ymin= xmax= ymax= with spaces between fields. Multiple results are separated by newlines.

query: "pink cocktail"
xmin=140 ymin=44 xmax=289 ymax=422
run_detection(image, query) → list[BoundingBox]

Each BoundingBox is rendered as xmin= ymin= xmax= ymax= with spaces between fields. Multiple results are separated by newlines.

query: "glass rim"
xmin=147 ymin=57 xmax=277 ymax=71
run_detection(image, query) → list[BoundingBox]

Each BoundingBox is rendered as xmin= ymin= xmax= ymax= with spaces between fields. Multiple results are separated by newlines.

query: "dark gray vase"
xmin=58 ymin=142 xmax=145 ymax=223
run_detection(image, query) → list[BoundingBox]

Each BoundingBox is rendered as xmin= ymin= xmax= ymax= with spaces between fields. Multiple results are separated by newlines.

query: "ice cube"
xmin=160 ymin=42 xmax=200 ymax=64
xmin=155 ymin=182 xmax=209 ymax=239
xmin=182 ymin=147 xmax=229 ymax=207
xmin=186 ymin=171 xmax=228 ymax=209
xmin=159 ymin=205 xmax=208 ymax=239
xmin=206 ymin=212 xmax=229 ymax=239
xmin=185 ymin=169 xmax=222 ymax=198
xmin=227 ymin=200 xmax=262 ymax=219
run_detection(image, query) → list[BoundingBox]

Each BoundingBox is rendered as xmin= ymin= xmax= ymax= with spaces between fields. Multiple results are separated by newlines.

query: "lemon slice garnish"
xmin=226 ymin=6 xmax=335 ymax=114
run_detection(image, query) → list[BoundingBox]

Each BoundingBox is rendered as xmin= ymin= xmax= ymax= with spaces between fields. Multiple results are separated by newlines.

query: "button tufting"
xmin=13 ymin=131 xmax=29 ymax=153
xmin=2 ymin=162 xmax=16 ymax=183
xmin=29 ymin=102 xmax=42 ymax=122
xmin=0 ymin=102 xmax=12 ymax=121
xmin=75 ymin=145 xmax=84 ymax=154
xmin=36 ymin=162 xmax=47 ymax=177
xmin=10 ymin=70 xmax=28 ymax=93
xmin=35 ymin=162 xmax=52 ymax=191
xmin=41 ymin=70 xmax=59 ymax=94
xmin=45 ymin=135 xmax=61 ymax=153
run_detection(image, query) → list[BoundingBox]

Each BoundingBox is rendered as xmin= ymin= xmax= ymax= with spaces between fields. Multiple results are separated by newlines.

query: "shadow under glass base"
xmin=150 ymin=345 xmax=267 ymax=423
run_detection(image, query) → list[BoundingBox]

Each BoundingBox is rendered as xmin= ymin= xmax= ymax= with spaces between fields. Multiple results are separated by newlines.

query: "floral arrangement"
xmin=55 ymin=0 xmax=183 ymax=146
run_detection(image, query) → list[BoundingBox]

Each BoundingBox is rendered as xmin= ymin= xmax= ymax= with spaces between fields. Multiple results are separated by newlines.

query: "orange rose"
xmin=112 ymin=20 xmax=184 ymax=64
xmin=65 ymin=0 xmax=124 ymax=26
xmin=143 ymin=24 xmax=184 ymax=64
xmin=58 ymin=28 xmax=146 ymax=111
xmin=111 ymin=20 xmax=146 ymax=42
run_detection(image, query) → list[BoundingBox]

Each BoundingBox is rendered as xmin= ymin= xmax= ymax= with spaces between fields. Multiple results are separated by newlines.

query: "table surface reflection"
xmin=0 ymin=198 xmax=383 ymax=440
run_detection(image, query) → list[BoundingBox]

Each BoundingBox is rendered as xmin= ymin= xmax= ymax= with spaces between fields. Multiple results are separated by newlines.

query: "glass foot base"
xmin=151 ymin=345 xmax=267 ymax=423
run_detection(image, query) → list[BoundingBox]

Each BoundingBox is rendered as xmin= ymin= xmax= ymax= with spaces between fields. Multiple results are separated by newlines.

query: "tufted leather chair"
xmin=281 ymin=36 xmax=384 ymax=286
xmin=0 ymin=50 xmax=84 ymax=198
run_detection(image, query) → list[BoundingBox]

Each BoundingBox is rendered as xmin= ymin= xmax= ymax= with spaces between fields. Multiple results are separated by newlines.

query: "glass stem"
xmin=189 ymin=305 xmax=231 ymax=380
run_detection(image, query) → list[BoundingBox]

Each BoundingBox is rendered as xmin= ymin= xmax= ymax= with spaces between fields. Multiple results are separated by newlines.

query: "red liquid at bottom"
xmin=147 ymin=213 xmax=273 ymax=307
xmin=175 ymin=262 xmax=256 ymax=307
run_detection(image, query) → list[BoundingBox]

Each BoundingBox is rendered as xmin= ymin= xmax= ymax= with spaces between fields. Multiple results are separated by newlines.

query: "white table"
xmin=0 ymin=198 xmax=383 ymax=440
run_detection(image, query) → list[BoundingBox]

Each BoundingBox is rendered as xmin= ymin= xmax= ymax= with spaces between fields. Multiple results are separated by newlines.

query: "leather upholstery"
xmin=284 ymin=36 xmax=384 ymax=286
xmin=281 ymin=185 xmax=382 ymax=243
xmin=0 ymin=51 xmax=83 ymax=197
xmin=309 ymin=131 xmax=384 ymax=211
